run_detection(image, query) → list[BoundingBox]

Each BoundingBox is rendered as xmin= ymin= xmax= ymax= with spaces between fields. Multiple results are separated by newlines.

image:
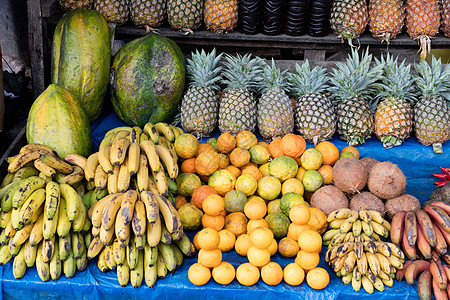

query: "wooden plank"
xmin=304 ymin=49 xmax=326 ymax=62
xmin=27 ymin=0 xmax=46 ymax=98
xmin=41 ymin=0 xmax=58 ymax=18
xmin=0 ymin=125 xmax=26 ymax=178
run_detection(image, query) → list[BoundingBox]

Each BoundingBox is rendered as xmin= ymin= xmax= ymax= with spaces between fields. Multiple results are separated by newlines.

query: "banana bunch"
xmin=86 ymin=190 xmax=195 ymax=288
xmin=391 ymin=201 xmax=450 ymax=262
xmin=85 ymin=122 xmax=182 ymax=197
xmin=324 ymin=209 xmax=404 ymax=294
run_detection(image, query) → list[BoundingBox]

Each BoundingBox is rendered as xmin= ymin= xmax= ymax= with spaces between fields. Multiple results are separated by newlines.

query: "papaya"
xmin=52 ymin=9 xmax=110 ymax=122
xmin=26 ymin=84 xmax=92 ymax=158
xmin=111 ymin=34 xmax=185 ymax=127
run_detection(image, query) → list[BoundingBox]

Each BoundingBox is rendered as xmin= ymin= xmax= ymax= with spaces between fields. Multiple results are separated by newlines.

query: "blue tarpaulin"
xmin=2 ymin=111 xmax=447 ymax=299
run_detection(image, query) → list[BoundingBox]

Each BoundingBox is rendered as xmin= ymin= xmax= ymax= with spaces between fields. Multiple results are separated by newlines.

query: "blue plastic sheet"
xmin=3 ymin=111 xmax=445 ymax=299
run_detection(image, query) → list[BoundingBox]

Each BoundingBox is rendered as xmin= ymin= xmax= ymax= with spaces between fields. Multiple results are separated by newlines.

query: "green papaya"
xmin=26 ymin=84 xmax=92 ymax=158
xmin=52 ymin=9 xmax=111 ymax=122
xmin=111 ymin=34 xmax=185 ymax=127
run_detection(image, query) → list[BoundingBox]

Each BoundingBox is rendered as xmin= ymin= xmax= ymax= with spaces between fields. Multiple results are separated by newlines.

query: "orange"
xmin=195 ymin=149 xmax=220 ymax=176
xmin=191 ymin=185 xmax=218 ymax=210
xmin=257 ymin=141 xmax=270 ymax=150
xmin=278 ymin=236 xmax=300 ymax=258
xmin=247 ymin=246 xmax=271 ymax=267
xmin=193 ymin=231 xmax=201 ymax=250
xmin=198 ymin=248 xmax=222 ymax=268
xmin=260 ymin=262 xmax=283 ymax=286
xmin=236 ymin=263 xmax=260 ymax=286
xmin=230 ymin=148 xmax=251 ymax=168
xmin=297 ymin=230 xmax=322 ymax=253
xmin=268 ymin=239 xmax=278 ymax=256
xmin=212 ymin=261 xmax=235 ymax=285
xmin=217 ymin=132 xmax=236 ymax=154
xmin=181 ymin=157 xmax=196 ymax=174
xmin=315 ymin=141 xmax=339 ymax=165
xmin=218 ymin=153 xmax=230 ymax=169
xmin=289 ymin=204 xmax=311 ymax=225
xmin=339 ymin=151 xmax=355 ymax=159
xmin=197 ymin=228 xmax=221 ymax=250
xmin=236 ymin=130 xmax=258 ymax=150
xmin=244 ymin=199 xmax=268 ymax=220
xmin=259 ymin=162 xmax=270 ymax=177
xmin=318 ymin=165 xmax=333 ymax=185
xmin=268 ymin=138 xmax=284 ymax=158
xmin=196 ymin=143 xmax=216 ymax=157
xmin=281 ymin=178 xmax=304 ymax=196
xmin=267 ymin=199 xmax=282 ymax=214
xmin=235 ymin=234 xmax=252 ymax=256
xmin=280 ymin=134 xmax=306 ymax=158
xmin=240 ymin=163 xmax=263 ymax=181
xmin=224 ymin=212 xmax=248 ymax=237
xmin=202 ymin=214 xmax=225 ymax=231
xmin=247 ymin=219 xmax=269 ymax=235
xmin=307 ymin=207 xmax=328 ymax=234
xmin=283 ymin=263 xmax=305 ymax=286
xmin=249 ymin=227 xmax=274 ymax=249
xmin=341 ymin=146 xmax=360 ymax=159
xmin=174 ymin=133 xmax=199 ymax=159
xmin=306 ymin=267 xmax=330 ymax=290
xmin=287 ymin=223 xmax=311 ymax=241
xmin=188 ymin=262 xmax=211 ymax=285
xmin=295 ymin=167 xmax=307 ymax=181
xmin=249 ymin=144 xmax=271 ymax=164
xmin=295 ymin=249 xmax=320 ymax=271
xmin=235 ymin=174 xmax=258 ymax=196
xmin=300 ymin=148 xmax=323 ymax=170
xmin=202 ymin=194 xmax=225 ymax=216
xmin=224 ymin=165 xmax=241 ymax=179
xmin=218 ymin=229 xmax=236 ymax=252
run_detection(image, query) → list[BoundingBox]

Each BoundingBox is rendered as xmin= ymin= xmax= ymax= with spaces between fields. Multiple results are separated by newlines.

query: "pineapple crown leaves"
xmin=289 ymin=59 xmax=329 ymax=98
xmin=186 ymin=48 xmax=223 ymax=90
xmin=259 ymin=59 xmax=292 ymax=94
xmin=221 ymin=53 xmax=264 ymax=93
xmin=372 ymin=53 xmax=417 ymax=105
xmin=414 ymin=55 xmax=450 ymax=100
xmin=328 ymin=47 xmax=384 ymax=102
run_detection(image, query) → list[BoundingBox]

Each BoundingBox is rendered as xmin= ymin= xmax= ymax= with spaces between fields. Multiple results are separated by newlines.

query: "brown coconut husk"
xmin=332 ymin=157 xmax=368 ymax=194
xmin=385 ymin=194 xmax=420 ymax=220
xmin=359 ymin=157 xmax=379 ymax=175
xmin=310 ymin=185 xmax=349 ymax=216
xmin=350 ymin=191 xmax=385 ymax=216
xmin=367 ymin=161 xmax=406 ymax=200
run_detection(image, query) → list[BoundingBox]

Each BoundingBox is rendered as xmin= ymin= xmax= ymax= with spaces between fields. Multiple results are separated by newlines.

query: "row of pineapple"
xmin=179 ymin=48 xmax=450 ymax=153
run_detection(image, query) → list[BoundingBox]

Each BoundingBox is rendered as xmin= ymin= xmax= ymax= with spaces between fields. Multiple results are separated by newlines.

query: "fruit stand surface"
xmin=0 ymin=111 xmax=447 ymax=299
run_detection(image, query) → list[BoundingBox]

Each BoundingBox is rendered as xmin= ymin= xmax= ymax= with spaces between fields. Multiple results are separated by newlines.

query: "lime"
xmin=235 ymin=174 xmax=258 ymax=196
xmin=302 ymin=170 xmax=323 ymax=192
xmin=268 ymin=156 xmax=298 ymax=182
xmin=257 ymin=176 xmax=282 ymax=201
xmin=224 ymin=190 xmax=248 ymax=213
xmin=339 ymin=151 xmax=355 ymax=159
xmin=249 ymin=145 xmax=270 ymax=165
xmin=265 ymin=212 xmax=291 ymax=239
xmin=206 ymin=138 xmax=219 ymax=152
xmin=267 ymin=199 xmax=282 ymax=214
xmin=280 ymin=192 xmax=305 ymax=216
xmin=176 ymin=173 xmax=201 ymax=196
xmin=178 ymin=203 xmax=204 ymax=230
xmin=300 ymin=148 xmax=323 ymax=170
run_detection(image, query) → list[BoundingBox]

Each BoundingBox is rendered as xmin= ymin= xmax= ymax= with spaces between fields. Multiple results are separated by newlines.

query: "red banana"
xmin=417 ymin=269 xmax=432 ymax=300
xmin=405 ymin=210 xmax=418 ymax=246
xmin=417 ymin=226 xmax=432 ymax=260
xmin=432 ymin=222 xmax=448 ymax=255
xmin=430 ymin=260 xmax=448 ymax=290
xmin=442 ymin=253 xmax=450 ymax=265
xmin=443 ymin=265 xmax=450 ymax=284
xmin=424 ymin=206 xmax=450 ymax=233
xmin=396 ymin=260 xmax=413 ymax=282
xmin=433 ymin=278 xmax=449 ymax=300
xmin=390 ymin=211 xmax=406 ymax=245
xmin=416 ymin=210 xmax=437 ymax=247
xmin=429 ymin=201 xmax=450 ymax=216
xmin=405 ymin=260 xmax=431 ymax=285
xmin=402 ymin=227 xmax=418 ymax=260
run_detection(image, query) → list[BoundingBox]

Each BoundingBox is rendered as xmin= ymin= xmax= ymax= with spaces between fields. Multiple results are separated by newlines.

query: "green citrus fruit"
xmin=249 ymin=144 xmax=270 ymax=165
xmin=224 ymin=190 xmax=248 ymax=213
xmin=235 ymin=174 xmax=258 ymax=196
xmin=280 ymin=192 xmax=305 ymax=216
xmin=206 ymin=138 xmax=219 ymax=152
xmin=339 ymin=151 xmax=355 ymax=159
xmin=174 ymin=133 xmax=199 ymax=159
xmin=265 ymin=212 xmax=291 ymax=239
xmin=257 ymin=176 xmax=282 ymax=201
xmin=178 ymin=203 xmax=203 ymax=230
xmin=267 ymin=199 xmax=282 ymax=214
xmin=302 ymin=170 xmax=323 ymax=192
xmin=300 ymin=148 xmax=323 ymax=170
xmin=208 ymin=169 xmax=236 ymax=196
xmin=176 ymin=173 xmax=201 ymax=196
xmin=268 ymin=156 xmax=298 ymax=182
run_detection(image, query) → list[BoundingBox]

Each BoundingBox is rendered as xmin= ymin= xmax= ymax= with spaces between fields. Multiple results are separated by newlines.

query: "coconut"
xmin=360 ymin=157 xmax=379 ymax=174
xmin=367 ymin=161 xmax=406 ymax=200
xmin=349 ymin=191 xmax=385 ymax=215
xmin=332 ymin=157 xmax=368 ymax=194
xmin=385 ymin=194 xmax=420 ymax=220
xmin=310 ymin=185 xmax=349 ymax=216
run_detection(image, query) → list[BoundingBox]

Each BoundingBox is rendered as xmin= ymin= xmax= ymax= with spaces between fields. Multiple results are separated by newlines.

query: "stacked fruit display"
xmin=324 ymin=209 xmax=404 ymax=293
xmin=0 ymin=144 xmax=90 ymax=281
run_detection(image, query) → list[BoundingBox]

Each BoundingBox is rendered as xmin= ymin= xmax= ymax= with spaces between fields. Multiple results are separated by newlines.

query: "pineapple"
xmin=204 ymin=0 xmax=239 ymax=33
xmin=413 ymin=56 xmax=450 ymax=153
xmin=180 ymin=49 xmax=223 ymax=137
xmin=373 ymin=54 xmax=416 ymax=148
xmin=405 ymin=0 xmax=440 ymax=60
xmin=219 ymin=53 xmax=263 ymax=135
xmin=328 ymin=48 xmax=384 ymax=146
xmin=441 ymin=0 xmax=450 ymax=37
xmin=167 ymin=0 xmax=203 ymax=33
xmin=290 ymin=59 xmax=336 ymax=145
xmin=369 ymin=0 xmax=404 ymax=44
xmin=58 ymin=0 xmax=92 ymax=10
xmin=94 ymin=0 xmax=129 ymax=25
xmin=257 ymin=60 xmax=294 ymax=141
xmin=330 ymin=0 xmax=368 ymax=45
xmin=130 ymin=0 xmax=167 ymax=30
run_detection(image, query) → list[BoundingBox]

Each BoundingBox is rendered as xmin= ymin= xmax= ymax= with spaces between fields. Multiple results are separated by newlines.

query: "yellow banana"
xmin=12 ymin=176 xmax=46 ymax=210
xmin=130 ymin=250 xmax=144 ymax=288
xmin=352 ymin=268 xmax=362 ymax=292
xmin=136 ymin=154 xmax=149 ymax=192
xmin=94 ymin=164 xmax=108 ymax=190
xmin=104 ymin=244 xmax=116 ymax=270
xmin=98 ymin=145 xmax=114 ymax=174
xmin=12 ymin=222 xmax=33 ymax=247
xmin=110 ymin=137 xmax=131 ymax=166
xmin=139 ymin=140 xmax=162 ymax=173
xmin=139 ymin=132 xmax=149 ymax=143
xmin=327 ymin=208 xmax=352 ymax=222
xmin=352 ymin=219 xmax=362 ymax=237
xmin=169 ymin=125 xmax=182 ymax=139
xmin=63 ymin=247 xmax=76 ymax=278
xmin=86 ymin=180 xmax=95 ymax=191
xmin=155 ymin=122 xmax=175 ymax=143
xmin=72 ymin=199 xmax=87 ymax=233
xmin=56 ymin=196 xmax=71 ymax=238
xmin=153 ymin=168 xmax=168 ymax=196
xmin=126 ymin=236 xmax=139 ymax=270
xmin=172 ymin=243 xmax=183 ymax=267
xmin=20 ymin=143 xmax=58 ymax=156
xmin=39 ymin=154 xmax=73 ymax=174
xmin=76 ymin=247 xmax=88 ymax=272
xmin=357 ymin=251 xmax=368 ymax=275
xmin=57 ymin=166 xmax=84 ymax=185
xmin=85 ymin=152 xmax=99 ymax=182
xmin=71 ymin=231 xmax=85 ymax=259
xmin=58 ymin=234 xmax=71 ymax=261
xmin=34 ymin=158 xmax=57 ymax=178
xmin=158 ymin=136 xmax=178 ymax=161
xmin=87 ymin=235 xmax=104 ymax=260
xmin=342 ymin=250 xmax=357 ymax=275
xmin=72 ymin=181 xmax=85 ymax=198
xmin=0 ymin=210 xmax=12 ymax=230
xmin=42 ymin=236 xmax=55 ymax=263
xmin=361 ymin=220 xmax=373 ymax=236
xmin=97 ymin=247 xmax=109 ymax=272
xmin=143 ymin=122 xmax=160 ymax=144
xmin=1 ymin=173 xmax=15 ymax=188
xmin=99 ymin=224 xmax=115 ymax=246
xmin=131 ymin=126 xmax=143 ymax=142
xmin=128 ymin=142 xmax=140 ymax=176
xmin=323 ymin=229 xmax=340 ymax=242
xmin=9 ymin=240 xmax=20 ymax=259
xmin=113 ymin=238 xmax=126 ymax=266
xmin=36 ymin=242 xmax=50 ymax=281
xmin=59 ymin=183 xmax=81 ymax=222
xmin=44 ymin=181 xmax=60 ymax=220
xmin=83 ymin=231 xmax=93 ymax=248
xmin=361 ymin=275 xmax=374 ymax=294
xmin=367 ymin=210 xmax=384 ymax=224
xmin=386 ymin=253 xmax=403 ymax=269
xmin=42 ymin=204 xmax=58 ymax=242
xmin=370 ymin=220 xmax=389 ymax=238
xmin=329 ymin=218 xmax=346 ymax=229
xmin=144 ymin=257 xmax=157 ymax=287
xmin=160 ymin=222 xmax=172 ymax=244
xmin=89 ymin=193 xmax=120 ymax=228
xmin=107 ymin=164 xmax=120 ymax=194
xmin=156 ymin=251 xmax=168 ymax=278
xmin=375 ymin=252 xmax=393 ymax=275
xmin=140 ymin=191 xmax=159 ymax=223
xmin=8 ymin=150 xmax=51 ymax=173
xmin=4 ymin=219 xmax=16 ymax=244
xmin=147 ymin=214 xmax=162 ymax=247
xmin=63 ymin=154 xmax=87 ymax=170
xmin=385 ymin=242 xmax=404 ymax=259
xmin=117 ymin=259 xmax=130 ymax=287
xmin=336 ymin=242 xmax=354 ymax=258
xmin=117 ymin=156 xmax=130 ymax=193
xmin=49 ymin=239 xmax=61 ymax=281
xmin=115 ymin=207 xmax=130 ymax=243
xmin=120 ymin=190 xmax=138 ymax=225
xmin=366 ymin=251 xmax=381 ymax=277
xmin=2 ymin=179 xmax=26 ymax=213
xmin=155 ymin=144 xmax=178 ymax=181
xmin=132 ymin=200 xmax=147 ymax=237
xmin=18 ymin=188 xmax=45 ymax=226
xmin=24 ymin=239 xmax=37 ymax=267
xmin=344 ymin=231 xmax=355 ymax=243
xmin=12 ymin=242 xmax=27 ymax=279
xmin=135 ymin=234 xmax=145 ymax=250
xmin=101 ymin=193 xmax=124 ymax=231
xmin=12 ymin=167 xmax=39 ymax=182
